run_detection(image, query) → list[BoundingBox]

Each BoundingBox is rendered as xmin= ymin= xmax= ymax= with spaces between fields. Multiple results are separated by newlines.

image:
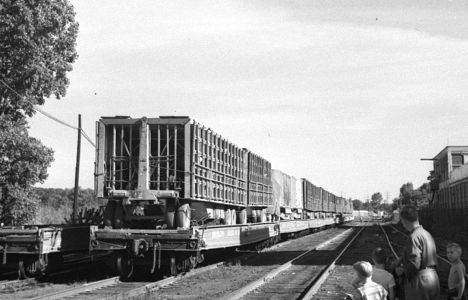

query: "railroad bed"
xmin=2 ymin=226 xmax=350 ymax=299
xmin=0 ymin=223 xmax=346 ymax=299
xmin=155 ymin=224 xmax=365 ymax=299
xmin=313 ymin=223 xmax=452 ymax=300
xmin=11 ymin=221 xmax=445 ymax=300
xmin=3 ymin=222 xmax=456 ymax=300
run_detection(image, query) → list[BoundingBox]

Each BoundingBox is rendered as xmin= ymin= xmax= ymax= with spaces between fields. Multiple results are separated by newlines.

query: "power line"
xmin=0 ymin=77 xmax=96 ymax=148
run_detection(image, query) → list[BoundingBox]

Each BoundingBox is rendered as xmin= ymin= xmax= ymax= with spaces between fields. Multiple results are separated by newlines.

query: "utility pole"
xmin=73 ymin=114 xmax=81 ymax=224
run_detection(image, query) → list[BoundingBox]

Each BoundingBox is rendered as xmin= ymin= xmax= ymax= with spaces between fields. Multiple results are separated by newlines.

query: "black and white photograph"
xmin=1 ymin=0 xmax=468 ymax=299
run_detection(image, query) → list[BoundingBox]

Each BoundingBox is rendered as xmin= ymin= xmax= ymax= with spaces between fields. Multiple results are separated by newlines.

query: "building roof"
xmin=433 ymin=146 xmax=468 ymax=160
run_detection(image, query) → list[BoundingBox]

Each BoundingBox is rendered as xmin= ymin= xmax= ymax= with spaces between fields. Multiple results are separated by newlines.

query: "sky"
xmin=28 ymin=0 xmax=468 ymax=202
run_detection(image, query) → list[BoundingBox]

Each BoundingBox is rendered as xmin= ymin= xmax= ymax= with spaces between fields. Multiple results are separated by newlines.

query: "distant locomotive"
xmin=90 ymin=116 xmax=353 ymax=278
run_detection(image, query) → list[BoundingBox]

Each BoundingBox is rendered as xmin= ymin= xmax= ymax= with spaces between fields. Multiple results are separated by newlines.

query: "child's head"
xmin=447 ymin=242 xmax=462 ymax=262
xmin=353 ymin=261 xmax=373 ymax=280
xmin=372 ymin=247 xmax=387 ymax=265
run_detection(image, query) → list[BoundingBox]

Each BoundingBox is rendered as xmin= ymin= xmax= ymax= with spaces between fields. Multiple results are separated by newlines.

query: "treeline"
xmin=397 ymin=182 xmax=432 ymax=207
xmin=352 ymin=192 xmax=393 ymax=214
xmin=34 ymin=187 xmax=105 ymax=225
xmin=351 ymin=181 xmax=432 ymax=214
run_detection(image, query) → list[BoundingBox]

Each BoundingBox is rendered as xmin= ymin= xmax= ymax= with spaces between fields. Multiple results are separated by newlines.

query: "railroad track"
xmin=308 ymin=222 xmax=401 ymax=299
xmin=0 ymin=225 xmax=353 ymax=299
xmin=25 ymin=226 xmax=346 ymax=299
xmin=218 ymin=226 xmax=365 ymax=300
xmin=29 ymin=261 xmax=225 ymax=300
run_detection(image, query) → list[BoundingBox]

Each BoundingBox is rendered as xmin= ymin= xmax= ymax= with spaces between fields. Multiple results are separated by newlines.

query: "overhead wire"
xmin=0 ymin=77 xmax=96 ymax=148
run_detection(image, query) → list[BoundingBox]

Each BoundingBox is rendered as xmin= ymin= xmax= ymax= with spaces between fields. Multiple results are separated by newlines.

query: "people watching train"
xmin=371 ymin=248 xmax=396 ymax=300
xmin=394 ymin=205 xmax=440 ymax=300
xmin=447 ymin=242 xmax=466 ymax=300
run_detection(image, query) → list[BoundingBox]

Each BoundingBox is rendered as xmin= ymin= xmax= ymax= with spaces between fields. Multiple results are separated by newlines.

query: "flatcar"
xmin=89 ymin=116 xmax=353 ymax=278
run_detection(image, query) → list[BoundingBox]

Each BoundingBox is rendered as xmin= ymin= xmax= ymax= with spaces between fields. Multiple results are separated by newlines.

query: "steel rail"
xmin=30 ymin=276 xmax=120 ymax=300
xmin=301 ymin=226 xmax=365 ymax=300
xmin=29 ymin=259 xmax=227 ymax=300
xmin=379 ymin=224 xmax=399 ymax=260
xmin=221 ymin=227 xmax=359 ymax=300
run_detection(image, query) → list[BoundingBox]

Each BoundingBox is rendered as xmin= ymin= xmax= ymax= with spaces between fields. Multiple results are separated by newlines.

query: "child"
xmin=346 ymin=261 xmax=388 ymax=300
xmin=371 ymin=248 xmax=396 ymax=300
xmin=447 ymin=243 xmax=466 ymax=300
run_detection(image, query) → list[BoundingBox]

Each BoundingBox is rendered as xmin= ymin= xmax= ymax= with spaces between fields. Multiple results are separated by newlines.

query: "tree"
xmin=353 ymin=199 xmax=363 ymax=210
xmin=397 ymin=182 xmax=432 ymax=207
xmin=353 ymin=199 xmax=371 ymax=211
xmin=0 ymin=115 xmax=54 ymax=224
xmin=370 ymin=192 xmax=383 ymax=211
xmin=0 ymin=0 xmax=79 ymax=121
xmin=400 ymin=182 xmax=414 ymax=205
xmin=0 ymin=0 xmax=78 ymax=224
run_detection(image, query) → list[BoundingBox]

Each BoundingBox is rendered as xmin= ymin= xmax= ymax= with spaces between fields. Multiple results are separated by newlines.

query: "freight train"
xmin=0 ymin=115 xmax=353 ymax=278
xmin=89 ymin=116 xmax=353 ymax=278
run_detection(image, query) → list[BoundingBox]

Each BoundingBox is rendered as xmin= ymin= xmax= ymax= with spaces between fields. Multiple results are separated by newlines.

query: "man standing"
xmin=395 ymin=205 xmax=440 ymax=300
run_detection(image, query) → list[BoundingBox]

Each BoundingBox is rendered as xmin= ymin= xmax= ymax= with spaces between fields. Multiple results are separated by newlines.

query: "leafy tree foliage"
xmin=370 ymin=192 xmax=383 ymax=210
xmin=35 ymin=187 xmax=103 ymax=209
xmin=353 ymin=195 xmax=393 ymax=215
xmin=0 ymin=0 xmax=79 ymax=120
xmin=0 ymin=0 xmax=78 ymax=224
xmin=0 ymin=115 xmax=54 ymax=224
xmin=399 ymin=182 xmax=414 ymax=205
xmin=353 ymin=199 xmax=369 ymax=211
xmin=398 ymin=182 xmax=431 ymax=207
xmin=34 ymin=187 xmax=106 ymax=224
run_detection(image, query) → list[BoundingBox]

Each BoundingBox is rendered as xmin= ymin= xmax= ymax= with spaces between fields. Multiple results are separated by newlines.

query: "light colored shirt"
xmin=403 ymin=226 xmax=438 ymax=280
xmin=448 ymin=260 xmax=466 ymax=290
xmin=372 ymin=268 xmax=396 ymax=293
xmin=355 ymin=280 xmax=388 ymax=300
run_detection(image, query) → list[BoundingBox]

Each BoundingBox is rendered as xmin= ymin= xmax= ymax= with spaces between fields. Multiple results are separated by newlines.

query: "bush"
xmin=0 ymin=185 xmax=38 ymax=225
xmin=35 ymin=204 xmax=72 ymax=225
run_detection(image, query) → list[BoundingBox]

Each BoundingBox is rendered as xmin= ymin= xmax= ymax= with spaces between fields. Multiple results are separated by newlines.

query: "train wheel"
xmin=170 ymin=256 xmax=177 ymax=276
xmin=116 ymin=252 xmax=133 ymax=280
xmin=18 ymin=258 xmax=44 ymax=279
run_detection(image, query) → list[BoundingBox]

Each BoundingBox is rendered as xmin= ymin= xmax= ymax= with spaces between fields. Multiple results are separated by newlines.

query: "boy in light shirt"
xmin=345 ymin=261 xmax=388 ymax=300
xmin=371 ymin=248 xmax=396 ymax=300
xmin=447 ymin=243 xmax=466 ymax=300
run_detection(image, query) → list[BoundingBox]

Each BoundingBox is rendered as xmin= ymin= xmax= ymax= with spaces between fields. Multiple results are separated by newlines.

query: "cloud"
xmin=30 ymin=0 xmax=468 ymax=200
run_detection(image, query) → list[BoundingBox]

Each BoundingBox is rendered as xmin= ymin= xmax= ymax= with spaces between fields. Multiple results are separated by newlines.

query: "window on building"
xmin=452 ymin=154 xmax=464 ymax=166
